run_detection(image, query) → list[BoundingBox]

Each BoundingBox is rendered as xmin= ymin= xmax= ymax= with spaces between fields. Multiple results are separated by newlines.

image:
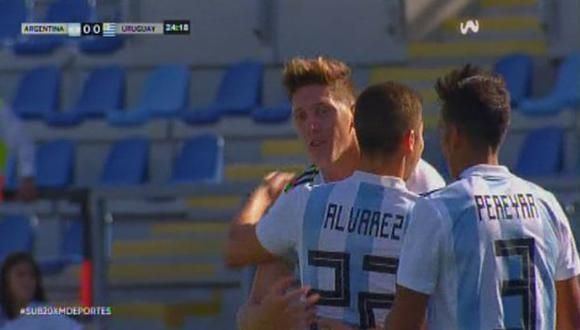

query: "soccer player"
xmin=385 ymin=65 xmax=580 ymax=330
xmin=251 ymin=81 xmax=425 ymax=329
xmin=231 ymin=57 xmax=444 ymax=330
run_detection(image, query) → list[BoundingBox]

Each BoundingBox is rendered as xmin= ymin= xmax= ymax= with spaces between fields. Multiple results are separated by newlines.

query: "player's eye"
xmin=293 ymin=111 xmax=306 ymax=122
xmin=316 ymin=105 xmax=330 ymax=116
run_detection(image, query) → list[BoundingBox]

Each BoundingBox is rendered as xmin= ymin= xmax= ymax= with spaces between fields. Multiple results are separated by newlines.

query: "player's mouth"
xmin=309 ymin=140 xmax=325 ymax=148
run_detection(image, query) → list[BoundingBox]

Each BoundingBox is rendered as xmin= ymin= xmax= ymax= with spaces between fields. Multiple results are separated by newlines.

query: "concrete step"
xmin=112 ymin=238 xmax=225 ymax=258
xmin=409 ymin=39 xmax=547 ymax=59
xmin=260 ymin=139 xmax=306 ymax=158
xmin=225 ymin=163 xmax=306 ymax=181
xmin=480 ymin=0 xmax=537 ymax=8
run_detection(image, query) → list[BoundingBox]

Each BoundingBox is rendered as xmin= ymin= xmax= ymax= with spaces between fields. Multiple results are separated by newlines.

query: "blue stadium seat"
xmin=12 ymin=66 xmax=61 ymax=120
xmin=13 ymin=0 xmax=91 ymax=55
xmin=4 ymin=154 xmax=18 ymax=191
xmin=0 ymin=215 xmax=33 ymax=263
xmin=108 ymin=64 xmax=189 ymax=126
xmin=78 ymin=35 xmax=124 ymax=54
xmin=40 ymin=219 xmax=83 ymax=275
xmin=519 ymin=52 xmax=580 ymax=115
xmin=183 ymin=60 xmax=263 ymax=124
xmin=0 ymin=0 xmax=26 ymax=46
xmin=515 ymin=127 xmax=564 ymax=177
xmin=99 ymin=137 xmax=149 ymax=186
xmin=252 ymin=101 xmax=292 ymax=124
xmin=169 ymin=134 xmax=223 ymax=183
xmin=494 ymin=54 xmax=532 ymax=108
xmin=46 ymin=66 xmax=125 ymax=126
xmin=36 ymin=139 xmax=75 ymax=188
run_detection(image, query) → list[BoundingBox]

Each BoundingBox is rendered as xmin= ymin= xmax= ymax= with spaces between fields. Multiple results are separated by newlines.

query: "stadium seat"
xmin=78 ymin=35 xmax=124 ymax=54
xmin=108 ymin=64 xmax=189 ymax=126
xmin=169 ymin=134 xmax=224 ymax=183
xmin=13 ymin=0 xmax=91 ymax=55
xmin=515 ymin=127 xmax=564 ymax=177
xmin=183 ymin=60 xmax=263 ymax=124
xmin=40 ymin=219 xmax=84 ymax=275
xmin=0 ymin=215 xmax=33 ymax=263
xmin=12 ymin=66 xmax=61 ymax=120
xmin=252 ymin=101 xmax=292 ymax=124
xmin=493 ymin=54 xmax=532 ymax=108
xmin=0 ymin=0 xmax=26 ymax=46
xmin=519 ymin=52 xmax=580 ymax=115
xmin=4 ymin=154 xmax=18 ymax=191
xmin=46 ymin=66 xmax=125 ymax=126
xmin=99 ymin=137 xmax=149 ymax=186
xmin=36 ymin=139 xmax=75 ymax=189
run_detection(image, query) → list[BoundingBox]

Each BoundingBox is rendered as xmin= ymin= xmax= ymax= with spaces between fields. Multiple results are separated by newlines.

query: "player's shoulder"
xmin=510 ymin=174 xmax=559 ymax=203
xmin=283 ymin=164 xmax=320 ymax=193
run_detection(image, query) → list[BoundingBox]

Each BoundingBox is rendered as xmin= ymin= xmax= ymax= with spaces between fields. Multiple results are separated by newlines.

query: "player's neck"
xmin=358 ymin=156 xmax=405 ymax=179
xmin=455 ymin=151 xmax=500 ymax=177
xmin=320 ymin=143 xmax=359 ymax=182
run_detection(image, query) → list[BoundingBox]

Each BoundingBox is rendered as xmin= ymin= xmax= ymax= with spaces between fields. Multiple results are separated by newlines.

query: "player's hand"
xmin=16 ymin=177 xmax=37 ymax=202
xmin=255 ymin=171 xmax=295 ymax=204
xmin=259 ymin=276 xmax=320 ymax=330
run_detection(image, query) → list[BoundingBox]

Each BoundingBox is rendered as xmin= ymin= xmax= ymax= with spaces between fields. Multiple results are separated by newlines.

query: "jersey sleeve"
xmin=256 ymin=187 xmax=307 ymax=257
xmin=397 ymin=198 xmax=447 ymax=294
xmin=546 ymin=194 xmax=580 ymax=280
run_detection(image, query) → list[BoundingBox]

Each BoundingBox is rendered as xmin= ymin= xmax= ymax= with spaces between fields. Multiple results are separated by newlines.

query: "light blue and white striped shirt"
xmin=397 ymin=164 xmax=580 ymax=330
xmin=257 ymin=171 xmax=419 ymax=328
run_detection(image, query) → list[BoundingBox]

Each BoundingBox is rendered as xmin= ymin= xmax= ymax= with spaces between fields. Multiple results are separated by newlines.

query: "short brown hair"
xmin=355 ymin=82 xmax=423 ymax=159
xmin=435 ymin=64 xmax=511 ymax=151
xmin=282 ymin=56 xmax=355 ymax=105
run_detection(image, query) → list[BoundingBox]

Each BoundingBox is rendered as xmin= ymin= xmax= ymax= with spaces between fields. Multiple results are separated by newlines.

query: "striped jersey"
xmin=285 ymin=158 xmax=446 ymax=195
xmin=397 ymin=164 xmax=580 ymax=330
xmin=257 ymin=171 xmax=420 ymax=328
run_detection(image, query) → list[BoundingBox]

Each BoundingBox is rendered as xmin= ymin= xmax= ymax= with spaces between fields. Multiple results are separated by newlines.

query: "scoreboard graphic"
xmin=21 ymin=20 xmax=190 ymax=37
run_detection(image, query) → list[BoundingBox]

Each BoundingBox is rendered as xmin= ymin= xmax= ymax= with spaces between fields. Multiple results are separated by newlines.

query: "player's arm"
xmin=556 ymin=275 xmax=580 ymax=330
xmin=226 ymin=172 xmax=295 ymax=267
xmin=237 ymin=276 xmax=320 ymax=330
xmin=384 ymin=285 xmax=428 ymax=330
xmin=384 ymin=199 xmax=444 ymax=330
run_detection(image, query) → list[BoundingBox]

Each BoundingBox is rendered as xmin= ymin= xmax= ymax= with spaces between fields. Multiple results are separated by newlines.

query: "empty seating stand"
xmin=515 ymin=127 xmax=565 ymax=177
xmin=36 ymin=139 xmax=76 ymax=189
xmin=252 ymin=101 xmax=292 ymax=124
xmin=183 ymin=60 xmax=263 ymax=124
xmin=13 ymin=0 xmax=91 ymax=55
xmin=108 ymin=64 xmax=190 ymax=126
xmin=12 ymin=66 xmax=61 ymax=120
xmin=46 ymin=66 xmax=125 ymax=127
xmin=494 ymin=54 xmax=532 ymax=108
xmin=99 ymin=137 xmax=149 ymax=186
xmin=40 ymin=219 xmax=84 ymax=275
xmin=169 ymin=134 xmax=224 ymax=184
xmin=0 ymin=215 xmax=33 ymax=263
xmin=519 ymin=52 xmax=580 ymax=115
xmin=0 ymin=0 xmax=26 ymax=47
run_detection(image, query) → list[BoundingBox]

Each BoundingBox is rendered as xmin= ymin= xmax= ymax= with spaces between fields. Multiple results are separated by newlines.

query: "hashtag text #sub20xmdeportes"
xmin=20 ymin=306 xmax=112 ymax=316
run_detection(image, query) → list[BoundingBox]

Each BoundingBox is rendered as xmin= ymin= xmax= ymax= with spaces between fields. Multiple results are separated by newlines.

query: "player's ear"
xmin=404 ymin=129 xmax=416 ymax=154
xmin=448 ymin=124 xmax=461 ymax=150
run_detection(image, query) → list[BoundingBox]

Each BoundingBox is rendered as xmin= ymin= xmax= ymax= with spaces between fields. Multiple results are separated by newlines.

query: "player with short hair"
xmin=254 ymin=81 xmax=425 ymax=329
xmin=385 ymin=65 xmax=580 ymax=330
